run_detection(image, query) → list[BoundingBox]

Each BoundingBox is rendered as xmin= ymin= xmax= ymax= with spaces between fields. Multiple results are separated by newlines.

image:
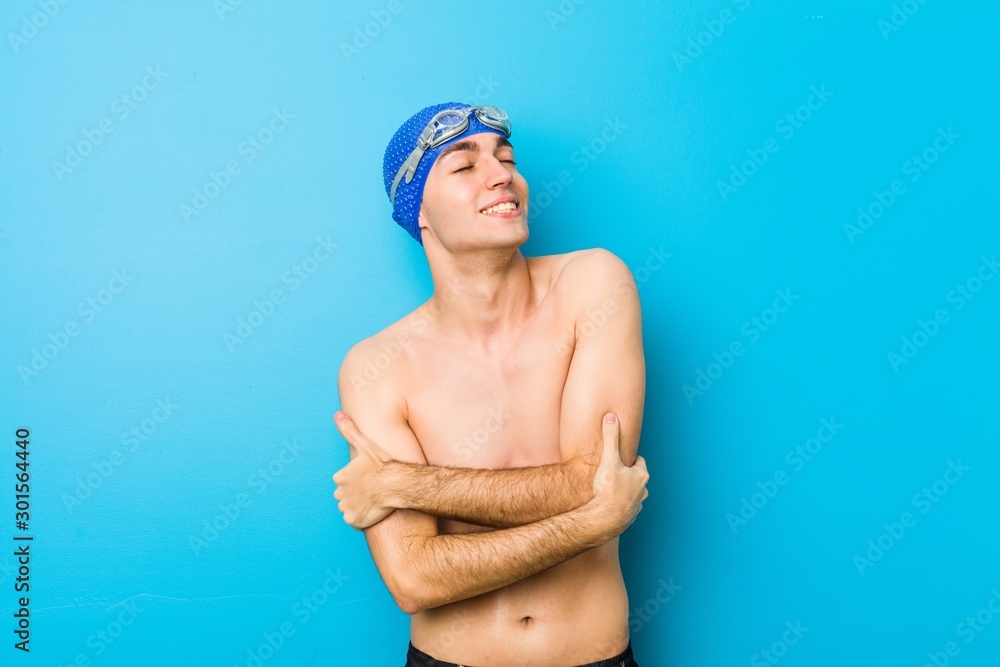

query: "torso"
xmin=371 ymin=251 xmax=630 ymax=666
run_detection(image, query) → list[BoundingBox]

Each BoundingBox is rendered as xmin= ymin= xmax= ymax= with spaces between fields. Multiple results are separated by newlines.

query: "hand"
xmin=591 ymin=412 xmax=649 ymax=535
xmin=332 ymin=411 xmax=396 ymax=529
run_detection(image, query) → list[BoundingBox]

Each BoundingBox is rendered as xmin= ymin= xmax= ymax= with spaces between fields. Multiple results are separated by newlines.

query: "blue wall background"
xmin=2 ymin=1 xmax=998 ymax=665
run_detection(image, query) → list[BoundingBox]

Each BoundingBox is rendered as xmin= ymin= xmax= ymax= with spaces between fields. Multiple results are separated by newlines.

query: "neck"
xmin=423 ymin=247 xmax=535 ymax=350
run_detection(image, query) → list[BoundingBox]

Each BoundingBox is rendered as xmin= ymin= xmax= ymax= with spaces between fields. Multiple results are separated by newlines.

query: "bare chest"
xmin=404 ymin=312 xmax=574 ymax=470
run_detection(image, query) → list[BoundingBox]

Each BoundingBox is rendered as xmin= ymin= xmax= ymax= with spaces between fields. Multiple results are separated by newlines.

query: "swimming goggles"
xmin=389 ymin=105 xmax=512 ymax=204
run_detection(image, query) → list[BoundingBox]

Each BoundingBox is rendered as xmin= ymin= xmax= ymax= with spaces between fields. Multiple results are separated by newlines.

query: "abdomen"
xmin=410 ymin=541 xmax=629 ymax=667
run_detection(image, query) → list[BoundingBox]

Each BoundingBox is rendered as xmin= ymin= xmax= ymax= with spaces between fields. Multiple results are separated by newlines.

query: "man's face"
xmin=418 ymin=132 xmax=529 ymax=250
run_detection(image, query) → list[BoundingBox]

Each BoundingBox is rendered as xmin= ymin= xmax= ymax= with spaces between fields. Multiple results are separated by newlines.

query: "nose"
xmin=484 ymin=154 xmax=513 ymax=189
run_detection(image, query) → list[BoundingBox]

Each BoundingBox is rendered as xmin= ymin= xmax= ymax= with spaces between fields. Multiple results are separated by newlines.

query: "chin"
xmin=470 ymin=229 xmax=527 ymax=251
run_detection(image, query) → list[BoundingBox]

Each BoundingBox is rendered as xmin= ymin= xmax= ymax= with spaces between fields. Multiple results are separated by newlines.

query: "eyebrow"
xmin=437 ymin=135 xmax=514 ymax=162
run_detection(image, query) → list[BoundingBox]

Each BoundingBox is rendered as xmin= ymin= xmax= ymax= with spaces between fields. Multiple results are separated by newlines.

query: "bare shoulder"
xmin=560 ymin=247 xmax=630 ymax=276
xmin=541 ymin=247 xmax=637 ymax=308
xmin=338 ymin=299 xmax=443 ymax=412
xmin=337 ymin=328 xmax=429 ymax=464
xmin=525 ymin=247 xmax=625 ymax=285
xmin=338 ymin=326 xmax=410 ymax=399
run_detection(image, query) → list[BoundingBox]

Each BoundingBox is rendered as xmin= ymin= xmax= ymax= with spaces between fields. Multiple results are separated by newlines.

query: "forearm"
xmin=401 ymin=500 xmax=612 ymax=612
xmin=385 ymin=458 xmax=593 ymax=528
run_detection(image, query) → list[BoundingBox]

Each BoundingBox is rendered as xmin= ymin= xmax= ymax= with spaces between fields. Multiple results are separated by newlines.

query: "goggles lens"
xmin=390 ymin=105 xmax=512 ymax=204
xmin=475 ymin=106 xmax=510 ymax=134
xmin=423 ymin=110 xmax=469 ymax=147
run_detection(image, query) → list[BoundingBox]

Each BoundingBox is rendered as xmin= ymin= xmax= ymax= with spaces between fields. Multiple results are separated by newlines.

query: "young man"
xmin=332 ymin=102 xmax=649 ymax=666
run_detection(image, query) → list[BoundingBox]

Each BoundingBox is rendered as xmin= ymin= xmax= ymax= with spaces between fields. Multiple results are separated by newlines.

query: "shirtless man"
xmin=332 ymin=103 xmax=649 ymax=667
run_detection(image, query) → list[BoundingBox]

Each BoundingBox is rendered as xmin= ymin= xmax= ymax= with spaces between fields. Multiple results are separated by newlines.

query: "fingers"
xmin=333 ymin=411 xmax=360 ymax=443
xmin=333 ymin=411 xmax=377 ymax=459
xmin=364 ymin=436 xmax=390 ymax=463
xmin=334 ymin=411 xmax=393 ymax=463
xmin=600 ymin=412 xmax=622 ymax=466
xmin=340 ymin=507 xmax=359 ymax=529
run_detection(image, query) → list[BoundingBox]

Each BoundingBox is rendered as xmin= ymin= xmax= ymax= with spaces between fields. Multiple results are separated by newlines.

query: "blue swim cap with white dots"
xmin=382 ymin=102 xmax=508 ymax=246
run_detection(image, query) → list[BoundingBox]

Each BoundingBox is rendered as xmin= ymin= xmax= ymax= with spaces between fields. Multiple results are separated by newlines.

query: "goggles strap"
xmin=389 ymin=106 xmax=510 ymax=205
xmin=389 ymin=147 xmax=424 ymax=204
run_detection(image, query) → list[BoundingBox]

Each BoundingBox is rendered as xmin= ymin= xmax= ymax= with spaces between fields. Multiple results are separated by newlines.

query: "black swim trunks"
xmin=404 ymin=641 xmax=639 ymax=667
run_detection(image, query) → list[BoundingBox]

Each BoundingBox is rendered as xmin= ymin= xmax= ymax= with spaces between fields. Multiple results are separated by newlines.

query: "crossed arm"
xmin=331 ymin=437 xmax=595 ymax=529
xmin=390 ymin=459 xmax=592 ymax=527
xmin=333 ymin=249 xmax=647 ymax=612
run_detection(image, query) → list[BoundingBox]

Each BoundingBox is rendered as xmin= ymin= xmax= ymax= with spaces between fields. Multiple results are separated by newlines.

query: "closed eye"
xmin=452 ymin=158 xmax=516 ymax=173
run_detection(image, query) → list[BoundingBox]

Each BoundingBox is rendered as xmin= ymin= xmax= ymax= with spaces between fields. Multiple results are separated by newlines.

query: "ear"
xmin=416 ymin=211 xmax=434 ymax=246
xmin=417 ymin=200 xmax=430 ymax=227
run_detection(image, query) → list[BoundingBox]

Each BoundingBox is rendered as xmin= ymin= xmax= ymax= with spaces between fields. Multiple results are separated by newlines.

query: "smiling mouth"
xmin=480 ymin=201 xmax=519 ymax=215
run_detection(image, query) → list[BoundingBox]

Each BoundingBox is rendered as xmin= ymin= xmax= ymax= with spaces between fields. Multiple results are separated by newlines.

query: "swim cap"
xmin=382 ymin=102 xmax=509 ymax=246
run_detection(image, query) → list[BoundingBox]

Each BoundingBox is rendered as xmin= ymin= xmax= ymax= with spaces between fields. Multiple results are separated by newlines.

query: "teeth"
xmin=482 ymin=201 xmax=517 ymax=214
